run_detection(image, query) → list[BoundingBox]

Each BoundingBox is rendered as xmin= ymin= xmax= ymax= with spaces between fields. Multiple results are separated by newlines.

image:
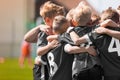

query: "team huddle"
xmin=24 ymin=1 xmax=120 ymax=80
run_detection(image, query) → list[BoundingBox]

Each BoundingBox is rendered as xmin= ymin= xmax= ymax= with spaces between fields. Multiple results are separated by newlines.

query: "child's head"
xmin=72 ymin=5 xmax=92 ymax=26
xmin=100 ymin=7 xmax=119 ymax=23
xmin=40 ymin=1 xmax=65 ymax=27
xmin=52 ymin=15 xmax=69 ymax=34
xmin=89 ymin=13 xmax=100 ymax=26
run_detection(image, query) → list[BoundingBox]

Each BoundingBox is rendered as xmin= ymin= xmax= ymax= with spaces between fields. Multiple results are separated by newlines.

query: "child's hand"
xmin=48 ymin=40 xmax=59 ymax=49
xmin=47 ymin=35 xmax=58 ymax=42
xmin=39 ymin=25 xmax=53 ymax=35
xmin=100 ymin=19 xmax=119 ymax=27
xmin=95 ymin=27 xmax=107 ymax=34
xmin=86 ymin=46 xmax=97 ymax=56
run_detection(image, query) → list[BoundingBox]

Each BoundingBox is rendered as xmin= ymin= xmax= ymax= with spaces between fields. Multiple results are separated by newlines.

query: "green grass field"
xmin=0 ymin=58 xmax=33 ymax=80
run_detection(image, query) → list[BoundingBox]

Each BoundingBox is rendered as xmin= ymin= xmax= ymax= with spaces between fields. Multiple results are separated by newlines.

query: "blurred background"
xmin=0 ymin=0 xmax=120 ymax=80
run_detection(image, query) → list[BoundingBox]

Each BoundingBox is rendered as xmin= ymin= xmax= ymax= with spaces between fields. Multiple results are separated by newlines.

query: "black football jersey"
xmin=46 ymin=43 xmax=74 ymax=80
xmin=46 ymin=34 xmax=74 ymax=80
xmin=37 ymin=31 xmax=49 ymax=65
xmin=37 ymin=32 xmax=74 ymax=80
xmin=87 ymin=26 xmax=120 ymax=76
xmin=72 ymin=26 xmax=101 ymax=75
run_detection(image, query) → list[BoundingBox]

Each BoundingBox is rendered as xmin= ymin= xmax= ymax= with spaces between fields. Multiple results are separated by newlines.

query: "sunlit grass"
xmin=0 ymin=58 xmax=34 ymax=80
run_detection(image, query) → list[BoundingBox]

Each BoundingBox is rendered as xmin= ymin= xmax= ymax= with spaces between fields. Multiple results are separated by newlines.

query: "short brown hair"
xmin=91 ymin=13 xmax=100 ymax=25
xmin=101 ymin=7 xmax=119 ymax=23
xmin=53 ymin=15 xmax=68 ymax=34
xmin=40 ymin=1 xmax=65 ymax=18
xmin=73 ymin=5 xmax=92 ymax=26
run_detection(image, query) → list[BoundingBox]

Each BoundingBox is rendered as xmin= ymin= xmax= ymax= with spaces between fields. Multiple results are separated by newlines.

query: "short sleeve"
xmin=37 ymin=32 xmax=48 ymax=48
xmin=58 ymin=33 xmax=74 ymax=45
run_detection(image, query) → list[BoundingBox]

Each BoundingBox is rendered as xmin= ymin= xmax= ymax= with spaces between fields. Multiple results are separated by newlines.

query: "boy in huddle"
xmin=67 ymin=3 xmax=103 ymax=80
xmin=24 ymin=1 xmax=66 ymax=80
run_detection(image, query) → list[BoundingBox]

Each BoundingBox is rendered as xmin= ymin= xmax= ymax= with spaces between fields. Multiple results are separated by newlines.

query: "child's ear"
xmin=44 ymin=17 xmax=50 ymax=23
xmin=71 ymin=19 xmax=77 ymax=26
xmin=44 ymin=17 xmax=53 ymax=27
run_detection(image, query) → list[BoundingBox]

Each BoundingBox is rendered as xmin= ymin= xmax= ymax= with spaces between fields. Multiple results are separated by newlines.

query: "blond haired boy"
xmin=24 ymin=1 xmax=65 ymax=42
xmin=24 ymin=1 xmax=65 ymax=80
xmin=66 ymin=4 xmax=103 ymax=80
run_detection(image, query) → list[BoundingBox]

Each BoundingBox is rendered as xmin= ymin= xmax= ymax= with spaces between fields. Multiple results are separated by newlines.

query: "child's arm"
xmin=24 ymin=26 xmax=40 ymax=43
xmin=85 ymin=46 xmax=97 ymax=56
xmin=37 ymin=40 xmax=59 ymax=56
xmin=64 ymin=44 xmax=96 ymax=56
xmin=64 ymin=44 xmax=86 ymax=54
xmin=69 ymin=31 xmax=87 ymax=45
xmin=95 ymin=27 xmax=120 ymax=40
xmin=100 ymin=19 xmax=119 ymax=28
xmin=24 ymin=25 xmax=49 ymax=43
xmin=47 ymin=35 xmax=58 ymax=42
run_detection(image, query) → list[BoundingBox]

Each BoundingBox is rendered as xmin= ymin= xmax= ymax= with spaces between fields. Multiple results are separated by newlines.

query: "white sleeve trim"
xmin=66 ymin=26 xmax=74 ymax=33
xmin=64 ymin=44 xmax=71 ymax=53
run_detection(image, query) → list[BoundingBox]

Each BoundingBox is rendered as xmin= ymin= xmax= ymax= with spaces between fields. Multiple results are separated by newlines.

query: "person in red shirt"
xmin=19 ymin=40 xmax=33 ymax=68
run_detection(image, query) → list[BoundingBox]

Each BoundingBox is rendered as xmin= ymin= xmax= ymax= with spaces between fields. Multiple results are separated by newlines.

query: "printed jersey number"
xmin=108 ymin=37 xmax=120 ymax=56
xmin=47 ymin=52 xmax=58 ymax=76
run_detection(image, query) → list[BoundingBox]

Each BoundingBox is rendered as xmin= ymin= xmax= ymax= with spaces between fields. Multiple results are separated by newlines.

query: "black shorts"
xmin=73 ymin=65 xmax=103 ymax=80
